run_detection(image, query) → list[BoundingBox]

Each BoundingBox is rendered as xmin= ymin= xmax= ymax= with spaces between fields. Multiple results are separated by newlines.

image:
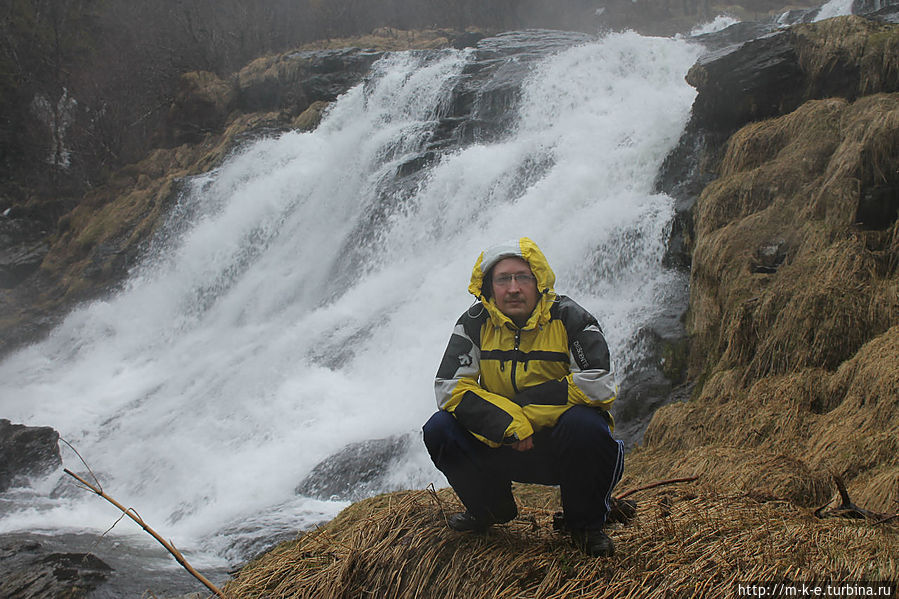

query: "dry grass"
xmin=296 ymin=27 xmax=477 ymax=52
xmin=688 ymin=93 xmax=899 ymax=382
xmin=224 ymin=485 xmax=898 ymax=599
xmin=794 ymin=16 xmax=899 ymax=98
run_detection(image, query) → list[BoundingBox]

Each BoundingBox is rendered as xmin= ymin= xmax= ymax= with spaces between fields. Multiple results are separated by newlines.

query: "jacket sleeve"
xmin=434 ymin=314 xmax=535 ymax=448
xmin=565 ymin=319 xmax=617 ymax=410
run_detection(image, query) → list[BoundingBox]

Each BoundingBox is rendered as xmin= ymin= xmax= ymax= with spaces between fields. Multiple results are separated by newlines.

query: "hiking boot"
xmin=571 ymin=527 xmax=615 ymax=557
xmin=447 ymin=511 xmax=494 ymax=532
xmin=447 ymin=507 xmax=516 ymax=532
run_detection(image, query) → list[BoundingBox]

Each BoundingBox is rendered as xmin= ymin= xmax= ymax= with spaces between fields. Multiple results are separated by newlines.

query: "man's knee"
xmin=422 ymin=410 xmax=458 ymax=453
xmin=553 ymin=406 xmax=616 ymax=452
xmin=558 ymin=405 xmax=612 ymax=435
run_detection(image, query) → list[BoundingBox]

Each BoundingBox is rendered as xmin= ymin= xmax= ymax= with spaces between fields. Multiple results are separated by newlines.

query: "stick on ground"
xmin=64 ymin=468 xmax=226 ymax=598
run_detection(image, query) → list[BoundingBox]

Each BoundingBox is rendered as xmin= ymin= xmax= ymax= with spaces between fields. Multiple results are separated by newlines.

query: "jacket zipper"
xmin=510 ymin=329 xmax=521 ymax=394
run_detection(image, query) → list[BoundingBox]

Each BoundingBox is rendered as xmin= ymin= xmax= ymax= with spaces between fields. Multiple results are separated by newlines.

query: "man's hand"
xmin=510 ymin=436 xmax=534 ymax=452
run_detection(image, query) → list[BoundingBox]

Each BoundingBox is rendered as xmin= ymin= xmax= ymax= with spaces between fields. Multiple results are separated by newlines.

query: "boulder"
xmin=686 ymin=30 xmax=804 ymax=136
xmin=295 ymin=434 xmax=413 ymax=501
xmin=0 ymin=538 xmax=112 ymax=599
xmin=0 ymin=420 xmax=61 ymax=492
xmin=0 ymin=218 xmax=49 ymax=289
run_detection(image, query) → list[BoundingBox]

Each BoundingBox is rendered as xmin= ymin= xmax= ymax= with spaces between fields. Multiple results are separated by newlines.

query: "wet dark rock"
xmin=613 ymin=276 xmax=691 ymax=451
xmin=751 ymin=238 xmax=790 ymax=273
xmin=854 ymin=0 xmax=899 ymax=20
xmin=0 ymin=532 xmax=226 ymax=599
xmin=295 ymin=434 xmax=414 ymax=501
xmin=451 ymin=31 xmax=487 ymax=49
xmin=655 ymin=27 xmax=804 ymax=270
xmin=870 ymin=5 xmax=899 ymax=21
xmin=779 ymin=7 xmax=824 ymax=24
xmin=0 ymin=420 xmax=61 ymax=493
xmin=0 ymin=538 xmax=112 ymax=599
xmin=688 ymin=20 xmax=783 ymax=52
xmin=687 ymin=30 xmax=804 ymax=135
xmin=237 ymin=48 xmax=384 ymax=117
xmin=857 ymin=184 xmax=899 ymax=230
xmin=434 ymin=30 xmax=593 ymax=147
xmin=0 ymin=211 xmax=51 ymax=289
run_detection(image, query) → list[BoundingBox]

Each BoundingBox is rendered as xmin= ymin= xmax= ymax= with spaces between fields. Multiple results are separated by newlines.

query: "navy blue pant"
xmin=423 ymin=405 xmax=624 ymax=531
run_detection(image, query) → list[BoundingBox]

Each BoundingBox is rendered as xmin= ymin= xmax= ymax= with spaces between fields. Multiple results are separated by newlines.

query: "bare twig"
xmin=615 ymin=476 xmax=700 ymax=500
xmin=814 ymin=475 xmax=896 ymax=522
xmin=59 ymin=437 xmax=102 ymax=491
xmin=64 ymin=468 xmax=227 ymax=598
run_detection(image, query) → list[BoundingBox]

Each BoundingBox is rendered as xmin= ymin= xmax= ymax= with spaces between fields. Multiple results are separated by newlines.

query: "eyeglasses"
xmin=493 ymin=273 xmax=537 ymax=287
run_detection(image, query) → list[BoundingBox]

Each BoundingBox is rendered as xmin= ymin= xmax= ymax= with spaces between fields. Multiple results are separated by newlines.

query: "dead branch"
xmin=63 ymin=468 xmax=227 ymax=598
xmin=814 ymin=475 xmax=896 ymax=522
xmin=615 ymin=476 xmax=700 ymax=500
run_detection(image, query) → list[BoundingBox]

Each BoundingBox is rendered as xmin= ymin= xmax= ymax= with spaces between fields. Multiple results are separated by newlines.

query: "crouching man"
xmin=423 ymin=237 xmax=624 ymax=557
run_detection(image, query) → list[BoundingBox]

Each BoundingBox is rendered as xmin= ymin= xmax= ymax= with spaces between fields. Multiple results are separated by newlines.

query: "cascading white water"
xmin=0 ymin=30 xmax=701 ymax=567
xmin=813 ymin=0 xmax=855 ymax=20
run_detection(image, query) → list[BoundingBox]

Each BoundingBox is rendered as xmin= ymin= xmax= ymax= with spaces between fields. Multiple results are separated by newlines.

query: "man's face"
xmin=491 ymin=257 xmax=539 ymax=327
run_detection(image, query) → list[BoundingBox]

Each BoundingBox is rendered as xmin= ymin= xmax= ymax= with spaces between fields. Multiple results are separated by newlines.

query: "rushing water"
xmin=1 ymin=29 xmax=702 ymax=577
xmin=813 ymin=0 xmax=855 ymax=20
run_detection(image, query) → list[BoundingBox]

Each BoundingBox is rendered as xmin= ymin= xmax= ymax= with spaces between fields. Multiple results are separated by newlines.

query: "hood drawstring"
xmin=467 ymin=298 xmax=485 ymax=319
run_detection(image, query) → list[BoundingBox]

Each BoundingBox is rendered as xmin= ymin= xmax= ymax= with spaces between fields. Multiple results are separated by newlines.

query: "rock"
xmin=868 ymin=3 xmax=899 ymax=22
xmin=295 ymin=434 xmax=413 ymax=501
xmin=687 ymin=30 xmax=804 ymax=135
xmin=451 ymin=31 xmax=486 ymax=49
xmin=0 ymin=420 xmax=61 ymax=492
xmin=686 ymin=15 xmax=899 ymax=137
xmin=0 ymin=531 xmax=223 ymax=599
xmin=291 ymin=100 xmax=330 ymax=131
xmin=236 ymin=48 xmax=383 ymax=117
xmin=853 ymin=0 xmax=899 ymax=19
xmin=612 ymin=276 xmax=691 ymax=451
xmin=436 ymin=30 xmax=593 ymax=148
xmin=688 ymin=20 xmax=783 ymax=52
xmin=750 ymin=238 xmax=790 ymax=273
xmin=0 ymin=210 xmax=51 ymax=289
xmin=0 ymin=538 xmax=112 ymax=599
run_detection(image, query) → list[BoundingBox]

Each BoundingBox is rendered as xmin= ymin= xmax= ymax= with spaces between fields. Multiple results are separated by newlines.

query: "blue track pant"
xmin=423 ymin=405 xmax=624 ymax=530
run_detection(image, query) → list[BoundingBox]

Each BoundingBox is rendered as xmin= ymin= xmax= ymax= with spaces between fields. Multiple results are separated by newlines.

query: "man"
xmin=423 ymin=237 xmax=624 ymax=557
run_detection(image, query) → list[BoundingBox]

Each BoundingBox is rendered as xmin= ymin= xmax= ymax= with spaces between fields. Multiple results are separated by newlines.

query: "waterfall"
xmin=813 ymin=0 xmax=855 ymax=20
xmin=0 ymin=30 xmax=701 ymax=566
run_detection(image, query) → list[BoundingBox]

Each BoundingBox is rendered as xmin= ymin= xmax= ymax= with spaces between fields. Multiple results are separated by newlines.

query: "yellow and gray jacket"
xmin=434 ymin=237 xmax=618 ymax=447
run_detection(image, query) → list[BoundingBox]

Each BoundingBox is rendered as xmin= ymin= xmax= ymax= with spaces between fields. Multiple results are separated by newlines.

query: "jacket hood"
xmin=468 ymin=237 xmax=557 ymax=329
